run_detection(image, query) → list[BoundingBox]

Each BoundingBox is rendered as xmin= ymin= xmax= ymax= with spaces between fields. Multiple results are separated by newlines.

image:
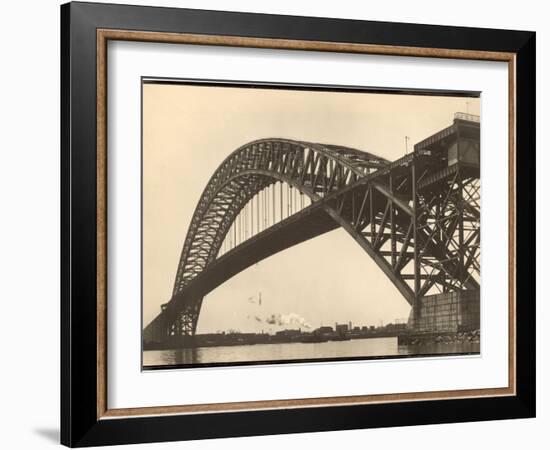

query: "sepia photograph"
xmin=141 ymin=79 xmax=481 ymax=370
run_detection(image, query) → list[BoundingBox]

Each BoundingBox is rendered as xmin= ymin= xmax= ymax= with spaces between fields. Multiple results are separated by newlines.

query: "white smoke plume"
xmin=265 ymin=313 xmax=312 ymax=329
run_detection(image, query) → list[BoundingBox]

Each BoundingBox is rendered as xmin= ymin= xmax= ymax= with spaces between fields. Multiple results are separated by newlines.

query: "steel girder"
xmin=325 ymin=157 xmax=480 ymax=319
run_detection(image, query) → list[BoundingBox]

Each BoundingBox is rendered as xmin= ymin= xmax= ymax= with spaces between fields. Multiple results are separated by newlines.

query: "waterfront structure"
xmin=335 ymin=324 xmax=349 ymax=335
xmin=314 ymin=326 xmax=334 ymax=336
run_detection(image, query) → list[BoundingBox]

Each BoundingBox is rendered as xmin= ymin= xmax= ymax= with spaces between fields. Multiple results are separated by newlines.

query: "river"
xmin=143 ymin=336 xmax=480 ymax=368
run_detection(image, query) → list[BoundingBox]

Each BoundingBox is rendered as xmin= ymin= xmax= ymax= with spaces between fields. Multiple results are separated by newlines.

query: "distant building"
xmin=335 ymin=324 xmax=349 ymax=335
xmin=384 ymin=323 xmax=408 ymax=332
xmin=275 ymin=329 xmax=302 ymax=338
xmin=314 ymin=326 xmax=333 ymax=336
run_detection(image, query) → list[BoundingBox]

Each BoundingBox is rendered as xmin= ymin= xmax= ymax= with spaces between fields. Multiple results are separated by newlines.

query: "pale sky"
xmin=142 ymin=83 xmax=480 ymax=334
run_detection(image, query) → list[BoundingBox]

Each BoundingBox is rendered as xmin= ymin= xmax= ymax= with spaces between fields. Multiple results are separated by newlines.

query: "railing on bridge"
xmin=454 ymin=112 xmax=480 ymax=123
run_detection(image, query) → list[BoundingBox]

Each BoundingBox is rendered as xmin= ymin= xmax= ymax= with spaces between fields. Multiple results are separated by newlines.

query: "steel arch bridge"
xmin=144 ymin=115 xmax=480 ymax=345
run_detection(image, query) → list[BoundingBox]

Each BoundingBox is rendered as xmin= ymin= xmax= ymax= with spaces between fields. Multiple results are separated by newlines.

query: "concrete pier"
xmin=409 ymin=290 xmax=480 ymax=333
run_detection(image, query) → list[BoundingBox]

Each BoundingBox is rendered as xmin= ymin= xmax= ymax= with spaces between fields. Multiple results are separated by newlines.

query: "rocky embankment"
xmin=398 ymin=330 xmax=480 ymax=346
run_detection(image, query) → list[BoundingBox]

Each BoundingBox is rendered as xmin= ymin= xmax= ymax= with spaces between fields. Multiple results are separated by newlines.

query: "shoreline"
xmin=397 ymin=330 xmax=480 ymax=346
xmin=144 ymin=333 xmax=398 ymax=352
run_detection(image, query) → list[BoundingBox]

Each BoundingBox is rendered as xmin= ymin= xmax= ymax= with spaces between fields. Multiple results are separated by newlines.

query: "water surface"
xmin=143 ymin=336 xmax=479 ymax=368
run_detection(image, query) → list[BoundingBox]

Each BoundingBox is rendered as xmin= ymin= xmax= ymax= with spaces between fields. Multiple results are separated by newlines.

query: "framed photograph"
xmin=61 ymin=1 xmax=535 ymax=447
